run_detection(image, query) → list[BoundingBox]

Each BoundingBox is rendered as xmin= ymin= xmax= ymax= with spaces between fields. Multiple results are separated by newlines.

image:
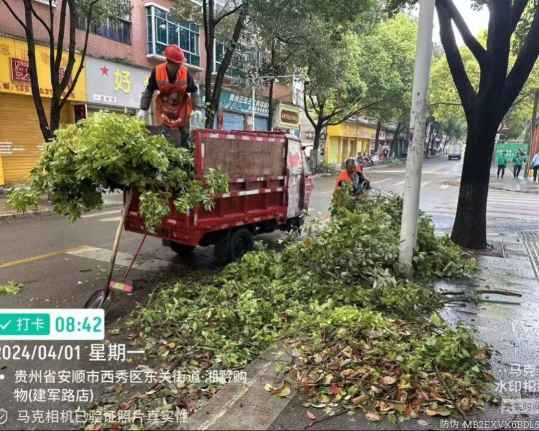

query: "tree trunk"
xmin=451 ymin=123 xmax=497 ymax=249
xmin=374 ymin=120 xmax=382 ymax=153
xmin=311 ymin=124 xmax=323 ymax=171
xmin=50 ymin=99 xmax=62 ymax=134
xmin=22 ymin=1 xmax=52 ymax=141
xmin=267 ymin=78 xmax=275 ymax=131
xmin=391 ymin=122 xmax=401 ymax=158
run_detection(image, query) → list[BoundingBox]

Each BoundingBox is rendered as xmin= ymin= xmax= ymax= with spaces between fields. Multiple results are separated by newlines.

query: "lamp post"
xmin=398 ymin=0 xmax=434 ymax=278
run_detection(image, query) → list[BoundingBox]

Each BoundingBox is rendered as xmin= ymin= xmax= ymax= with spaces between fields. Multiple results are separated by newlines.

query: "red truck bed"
xmin=125 ymin=129 xmax=312 ymax=261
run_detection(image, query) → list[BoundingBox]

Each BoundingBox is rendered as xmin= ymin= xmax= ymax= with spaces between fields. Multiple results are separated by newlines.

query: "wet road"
xmin=2 ymin=156 xmax=539 ymax=430
xmin=3 ymin=156 xmax=539 ymax=312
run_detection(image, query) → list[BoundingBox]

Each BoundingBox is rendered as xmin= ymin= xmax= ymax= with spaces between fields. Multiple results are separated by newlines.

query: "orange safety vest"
xmin=336 ymin=170 xmax=353 ymax=189
xmin=155 ymin=63 xmax=193 ymax=129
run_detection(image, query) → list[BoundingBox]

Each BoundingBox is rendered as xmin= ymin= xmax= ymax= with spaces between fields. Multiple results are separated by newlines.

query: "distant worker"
xmin=336 ymin=159 xmax=370 ymax=195
xmin=138 ymin=45 xmax=198 ymax=148
xmin=512 ymin=150 xmax=525 ymax=179
xmin=532 ymin=151 xmax=539 ymax=182
xmin=496 ymin=151 xmax=508 ymax=179
xmin=355 ymin=153 xmax=363 ymax=171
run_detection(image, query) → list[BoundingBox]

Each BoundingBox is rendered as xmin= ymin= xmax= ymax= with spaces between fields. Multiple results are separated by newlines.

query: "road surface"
xmin=2 ymin=157 xmax=539 ymax=313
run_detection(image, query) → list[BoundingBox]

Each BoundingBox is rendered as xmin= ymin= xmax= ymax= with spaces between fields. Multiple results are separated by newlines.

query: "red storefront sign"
xmin=11 ymin=57 xmax=69 ymax=84
xmin=11 ymin=58 xmax=30 ymax=82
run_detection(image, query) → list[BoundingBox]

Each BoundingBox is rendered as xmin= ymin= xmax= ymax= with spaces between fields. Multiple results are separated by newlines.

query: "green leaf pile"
xmin=98 ymin=195 xmax=491 ymax=426
xmin=7 ymin=113 xmax=228 ymax=231
xmin=0 ymin=281 xmax=23 ymax=295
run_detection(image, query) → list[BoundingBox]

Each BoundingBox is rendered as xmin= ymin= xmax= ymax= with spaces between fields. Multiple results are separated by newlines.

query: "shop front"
xmin=84 ymin=57 xmax=151 ymax=119
xmin=218 ymin=90 xmax=269 ymax=131
xmin=0 ymin=36 xmax=86 ymax=185
xmin=325 ymin=120 xmax=377 ymax=167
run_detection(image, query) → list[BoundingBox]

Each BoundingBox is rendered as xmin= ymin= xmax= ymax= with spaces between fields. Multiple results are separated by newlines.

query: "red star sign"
xmin=100 ymin=66 xmax=109 ymax=76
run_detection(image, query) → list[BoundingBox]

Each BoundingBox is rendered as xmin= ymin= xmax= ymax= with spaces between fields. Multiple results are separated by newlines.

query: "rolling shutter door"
xmin=0 ymin=94 xmax=73 ymax=184
xmin=254 ymin=116 xmax=267 ymax=131
xmin=222 ymin=112 xmax=244 ymax=131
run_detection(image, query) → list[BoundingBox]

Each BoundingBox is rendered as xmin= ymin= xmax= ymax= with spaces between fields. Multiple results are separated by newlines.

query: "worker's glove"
xmin=136 ymin=109 xmax=147 ymax=120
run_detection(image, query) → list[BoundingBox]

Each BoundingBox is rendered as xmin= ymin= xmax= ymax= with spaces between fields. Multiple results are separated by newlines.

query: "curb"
xmin=0 ymin=207 xmax=54 ymax=222
xmin=489 ymin=183 xmax=539 ymax=194
xmin=186 ymin=344 xmax=294 ymax=430
xmin=0 ymin=200 xmax=123 ymax=222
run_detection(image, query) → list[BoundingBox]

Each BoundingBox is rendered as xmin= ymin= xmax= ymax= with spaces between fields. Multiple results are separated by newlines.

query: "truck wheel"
xmin=214 ymin=229 xmax=253 ymax=264
xmin=170 ymin=241 xmax=195 ymax=255
xmin=230 ymin=228 xmax=254 ymax=261
xmin=287 ymin=217 xmax=304 ymax=232
xmin=214 ymin=232 xmax=232 ymax=264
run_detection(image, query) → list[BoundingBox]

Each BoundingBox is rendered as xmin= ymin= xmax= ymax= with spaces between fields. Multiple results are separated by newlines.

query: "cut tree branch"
xmin=435 ymin=0 xmax=476 ymax=122
xmin=437 ymin=0 xmax=487 ymax=67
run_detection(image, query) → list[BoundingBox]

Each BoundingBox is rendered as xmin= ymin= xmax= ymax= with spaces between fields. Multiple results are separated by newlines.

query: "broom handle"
xmin=122 ymin=233 xmax=147 ymax=281
xmin=105 ymin=189 xmax=133 ymax=295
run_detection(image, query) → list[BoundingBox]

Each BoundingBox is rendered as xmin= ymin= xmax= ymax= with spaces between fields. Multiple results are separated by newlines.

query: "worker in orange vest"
xmin=138 ymin=45 xmax=199 ymax=147
xmin=336 ymin=159 xmax=370 ymax=195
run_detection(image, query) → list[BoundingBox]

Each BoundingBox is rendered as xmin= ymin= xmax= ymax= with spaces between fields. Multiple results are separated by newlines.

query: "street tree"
xmin=172 ymin=0 xmax=248 ymax=129
xmin=429 ymin=47 xmax=477 ymax=145
xmin=1 ymin=0 xmax=127 ymax=141
xmin=248 ymin=0 xmax=377 ymax=159
xmin=301 ymin=29 xmax=374 ymax=168
xmin=359 ymin=13 xmax=417 ymax=152
xmin=390 ymin=0 xmax=539 ymax=249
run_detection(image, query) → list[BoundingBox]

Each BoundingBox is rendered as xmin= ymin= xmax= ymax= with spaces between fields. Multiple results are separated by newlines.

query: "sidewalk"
xmin=490 ymin=168 xmax=539 ymax=194
xmin=0 ymin=190 xmax=124 ymax=219
xmin=187 ymin=231 xmax=539 ymax=430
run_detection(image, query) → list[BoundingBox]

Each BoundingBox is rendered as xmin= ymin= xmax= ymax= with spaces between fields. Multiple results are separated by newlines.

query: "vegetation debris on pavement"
xmin=0 ymin=280 xmax=23 ymax=295
xmin=85 ymin=194 xmax=493 ymax=429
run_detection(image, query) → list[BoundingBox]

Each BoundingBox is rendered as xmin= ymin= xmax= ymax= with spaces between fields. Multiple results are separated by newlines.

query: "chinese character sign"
xmin=86 ymin=58 xmax=149 ymax=109
xmin=114 ymin=69 xmax=132 ymax=94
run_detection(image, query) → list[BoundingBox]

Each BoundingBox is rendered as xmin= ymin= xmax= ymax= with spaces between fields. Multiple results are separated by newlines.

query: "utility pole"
xmin=398 ymin=0 xmax=434 ymax=278
xmin=528 ymin=90 xmax=539 ymax=174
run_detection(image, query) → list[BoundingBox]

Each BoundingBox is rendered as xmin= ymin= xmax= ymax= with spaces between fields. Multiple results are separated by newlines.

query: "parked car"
xmin=447 ymin=142 xmax=462 ymax=160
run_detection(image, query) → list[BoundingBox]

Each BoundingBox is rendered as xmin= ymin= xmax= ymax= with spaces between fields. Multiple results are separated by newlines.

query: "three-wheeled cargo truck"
xmin=125 ymin=129 xmax=313 ymax=263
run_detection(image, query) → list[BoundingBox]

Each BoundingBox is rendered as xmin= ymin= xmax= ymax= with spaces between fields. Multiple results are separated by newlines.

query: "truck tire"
xmin=287 ymin=217 xmax=304 ymax=232
xmin=214 ymin=233 xmax=231 ymax=265
xmin=230 ymin=228 xmax=254 ymax=261
xmin=170 ymin=241 xmax=195 ymax=255
xmin=214 ymin=229 xmax=253 ymax=264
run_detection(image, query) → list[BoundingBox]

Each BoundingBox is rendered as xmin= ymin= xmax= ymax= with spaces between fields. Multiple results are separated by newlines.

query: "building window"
xmin=76 ymin=0 xmax=131 ymax=44
xmin=214 ymin=40 xmax=254 ymax=79
xmin=146 ymin=5 xmax=200 ymax=67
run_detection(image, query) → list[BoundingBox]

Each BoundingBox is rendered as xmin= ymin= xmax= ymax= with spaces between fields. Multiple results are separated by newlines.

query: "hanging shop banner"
xmin=220 ymin=90 xmax=269 ymax=116
xmin=0 ymin=36 xmax=85 ymax=101
xmin=199 ymin=89 xmax=269 ymax=117
xmin=85 ymin=57 xmax=151 ymax=109
xmin=274 ymin=103 xmax=300 ymax=129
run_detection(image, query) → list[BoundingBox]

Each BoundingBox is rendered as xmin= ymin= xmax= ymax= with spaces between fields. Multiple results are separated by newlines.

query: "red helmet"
xmin=164 ymin=45 xmax=185 ymax=64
